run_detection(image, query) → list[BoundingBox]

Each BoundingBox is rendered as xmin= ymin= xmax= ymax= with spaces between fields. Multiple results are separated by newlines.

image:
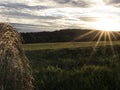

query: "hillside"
xmin=21 ymin=29 xmax=120 ymax=43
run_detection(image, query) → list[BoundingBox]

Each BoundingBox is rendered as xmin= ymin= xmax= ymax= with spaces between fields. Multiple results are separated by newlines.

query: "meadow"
xmin=24 ymin=41 xmax=120 ymax=90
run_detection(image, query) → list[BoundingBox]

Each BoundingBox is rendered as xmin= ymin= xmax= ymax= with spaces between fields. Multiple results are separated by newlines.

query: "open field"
xmin=24 ymin=41 xmax=120 ymax=51
xmin=24 ymin=42 xmax=120 ymax=90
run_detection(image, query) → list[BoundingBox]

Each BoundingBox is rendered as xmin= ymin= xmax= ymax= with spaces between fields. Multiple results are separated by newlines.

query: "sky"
xmin=0 ymin=0 xmax=120 ymax=32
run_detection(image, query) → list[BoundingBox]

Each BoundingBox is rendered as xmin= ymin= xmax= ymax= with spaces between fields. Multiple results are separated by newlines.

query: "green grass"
xmin=24 ymin=41 xmax=120 ymax=51
xmin=24 ymin=42 xmax=120 ymax=90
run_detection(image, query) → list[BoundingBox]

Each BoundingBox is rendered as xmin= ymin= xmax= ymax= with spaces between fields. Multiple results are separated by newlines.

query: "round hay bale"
xmin=0 ymin=23 xmax=33 ymax=90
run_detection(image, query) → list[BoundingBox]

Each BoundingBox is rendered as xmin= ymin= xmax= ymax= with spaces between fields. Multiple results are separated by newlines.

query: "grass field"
xmin=24 ymin=41 xmax=120 ymax=90
xmin=24 ymin=41 xmax=120 ymax=51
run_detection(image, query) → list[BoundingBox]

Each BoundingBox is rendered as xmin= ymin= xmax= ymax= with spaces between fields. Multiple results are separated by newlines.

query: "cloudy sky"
xmin=0 ymin=0 xmax=120 ymax=32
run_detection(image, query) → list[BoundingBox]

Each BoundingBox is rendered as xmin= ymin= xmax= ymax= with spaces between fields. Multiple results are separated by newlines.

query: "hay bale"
xmin=0 ymin=23 xmax=33 ymax=90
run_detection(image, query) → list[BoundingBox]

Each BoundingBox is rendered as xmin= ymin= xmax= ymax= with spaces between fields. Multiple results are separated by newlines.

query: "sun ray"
xmin=104 ymin=31 xmax=107 ymax=43
xmin=91 ymin=31 xmax=104 ymax=56
xmin=107 ymin=32 xmax=115 ymax=54
xmin=110 ymin=32 xmax=117 ymax=40
xmin=72 ymin=16 xmax=120 ymax=56
xmin=91 ymin=31 xmax=101 ymax=41
xmin=103 ymin=31 xmax=107 ymax=54
xmin=95 ymin=31 xmax=104 ymax=48
xmin=113 ymin=32 xmax=120 ymax=39
xmin=73 ymin=30 xmax=95 ymax=41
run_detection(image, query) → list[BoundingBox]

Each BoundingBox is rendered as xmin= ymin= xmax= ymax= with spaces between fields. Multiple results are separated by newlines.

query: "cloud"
xmin=35 ymin=0 xmax=95 ymax=8
xmin=1 ymin=11 xmax=63 ymax=20
xmin=12 ymin=23 xmax=43 ymax=32
xmin=12 ymin=22 xmax=66 ymax=32
xmin=71 ymin=0 xmax=92 ymax=7
xmin=105 ymin=0 xmax=120 ymax=7
xmin=0 ymin=0 xmax=119 ymax=32
xmin=79 ymin=17 xmax=97 ymax=22
xmin=0 ymin=3 xmax=50 ymax=10
xmin=105 ymin=0 xmax=120 ymax=4
xmin=54 ymin=0 xmax=106 ymax=8
xmin=53 ymin=0 xmax=70 ymax=4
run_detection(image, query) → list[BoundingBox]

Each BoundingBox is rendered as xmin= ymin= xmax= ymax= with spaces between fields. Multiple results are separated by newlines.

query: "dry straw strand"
xmin=0 ymin=23 xmax=33 ymax=90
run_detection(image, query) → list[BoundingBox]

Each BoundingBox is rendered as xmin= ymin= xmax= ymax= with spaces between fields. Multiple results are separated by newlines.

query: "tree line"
xmin=20 ymin=29 xmax=120 ymax=43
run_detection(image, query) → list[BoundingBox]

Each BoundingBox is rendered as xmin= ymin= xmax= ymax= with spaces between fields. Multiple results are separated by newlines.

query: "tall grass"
xmin=25 ymin=45 xmax=120 ymax=90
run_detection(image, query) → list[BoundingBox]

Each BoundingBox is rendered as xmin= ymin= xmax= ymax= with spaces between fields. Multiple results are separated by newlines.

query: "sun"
xmin=73 ymin=17 xmax=120 ymax=55
xmin=94 ymin=18 xmax=120 ymax=31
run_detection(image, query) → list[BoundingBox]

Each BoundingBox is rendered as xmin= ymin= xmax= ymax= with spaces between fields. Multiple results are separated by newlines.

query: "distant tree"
xmin=21 ymin=29 xmax=120 ymax=43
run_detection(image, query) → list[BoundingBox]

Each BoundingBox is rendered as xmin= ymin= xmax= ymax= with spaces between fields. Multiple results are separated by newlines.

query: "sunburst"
xmin=94 ymin=18 xmax=120 ymax=31
xmin=92 ymin=31 xmax=116 ymax=55
xmin=73 ymin=27 xmax=119 ymax=56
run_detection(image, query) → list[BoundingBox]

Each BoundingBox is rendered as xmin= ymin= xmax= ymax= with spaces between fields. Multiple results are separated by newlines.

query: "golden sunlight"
xmin=94 ymin=18 xmax=120 ymax=31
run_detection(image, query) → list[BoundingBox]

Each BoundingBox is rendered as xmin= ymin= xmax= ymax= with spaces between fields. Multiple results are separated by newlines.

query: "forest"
xmin=21 ymin=29 xmax=120 ymax=43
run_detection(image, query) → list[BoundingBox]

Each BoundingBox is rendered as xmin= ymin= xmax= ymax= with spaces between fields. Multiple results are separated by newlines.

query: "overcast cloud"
xmin=0 ymin=0 xmax=119 ymax=32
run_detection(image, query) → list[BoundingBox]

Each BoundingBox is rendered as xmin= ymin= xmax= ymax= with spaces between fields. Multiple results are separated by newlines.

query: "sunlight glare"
xmin=94 ymin=18 xmax=120 ymax=31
